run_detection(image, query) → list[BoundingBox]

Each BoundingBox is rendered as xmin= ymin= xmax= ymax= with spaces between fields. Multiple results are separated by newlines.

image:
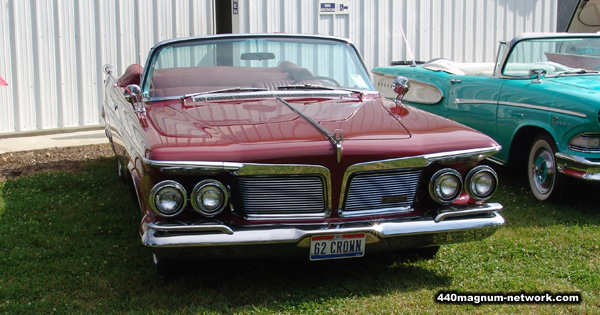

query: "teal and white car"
xmin=373 ymin=33 xmax=600 ymax=201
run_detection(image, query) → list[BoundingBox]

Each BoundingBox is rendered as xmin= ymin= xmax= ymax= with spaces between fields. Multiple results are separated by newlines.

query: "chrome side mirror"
xmin=392 ymin=76 xmax=410 ymax=102
xmin=529 ymin=68 xmax=547 ymax=84
xmin=124 ymin=84 xmax=145 ymax=113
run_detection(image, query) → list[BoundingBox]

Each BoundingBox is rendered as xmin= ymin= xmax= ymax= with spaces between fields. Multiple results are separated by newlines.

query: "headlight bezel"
xmin=429 ymin=168 xmax=463 ymax=205
xmin=464 ymin=165 xmax=498 ymax=201
xmin=149 ymin=180 xmax=188 ymax=217
xmin=191 ymin=179 xmax=229 ymax=217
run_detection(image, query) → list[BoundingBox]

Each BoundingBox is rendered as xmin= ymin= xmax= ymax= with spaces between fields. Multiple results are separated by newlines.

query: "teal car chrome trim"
xmin=455 ymin=98 xmax=587 ymax=118
xmin=454 ymin=99 xmax=497 ymax=105
xmin=498 ymin=101 xmax=587 ymax=118
xmin=142 ymin=204 xmax=504 ymax=248
xmin=555 ymin=152 xmax=600 ymax=181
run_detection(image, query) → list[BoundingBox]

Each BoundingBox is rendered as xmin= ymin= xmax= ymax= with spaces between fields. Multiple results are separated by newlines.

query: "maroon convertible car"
xmin=102 ymin=34 xmax=504 ymax=274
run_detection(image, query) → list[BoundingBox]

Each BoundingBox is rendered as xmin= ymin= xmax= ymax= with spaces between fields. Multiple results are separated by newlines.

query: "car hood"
xmin=567 ymin=0 xmax=600 ymax=32
xmin=549 ymin=75 xmax=600 ymax=90
xmin=147 ymin=96 xmax=411 ymax=144
xmin=140 ymin=95 xmax=497 ymax=164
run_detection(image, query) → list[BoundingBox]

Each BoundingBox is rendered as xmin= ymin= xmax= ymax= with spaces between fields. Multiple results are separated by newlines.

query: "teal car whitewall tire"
xmin=528 ymin=135 xmax=565 ymax=201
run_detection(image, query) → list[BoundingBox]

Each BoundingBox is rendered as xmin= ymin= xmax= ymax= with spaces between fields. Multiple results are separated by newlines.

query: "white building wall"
xmin=235 ymin=0 xmax=558 ymax=69
xmin=0 ymin=0 xmax=557 ymax=134
xmin=0 ymin=0 xmax=214 ymax=134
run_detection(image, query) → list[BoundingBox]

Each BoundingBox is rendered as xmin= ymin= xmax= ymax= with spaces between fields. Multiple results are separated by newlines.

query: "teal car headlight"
xmin=569 ymin=134 xmax=600 ymax=152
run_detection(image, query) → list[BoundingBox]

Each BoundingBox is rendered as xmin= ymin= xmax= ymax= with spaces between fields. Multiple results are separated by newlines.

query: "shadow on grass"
xmin=0 ymin=157 xmax=451 ymax=313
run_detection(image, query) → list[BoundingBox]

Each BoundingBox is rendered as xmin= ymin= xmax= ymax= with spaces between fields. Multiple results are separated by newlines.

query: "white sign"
xmin=319 ymin=0 xmax=351 ymax=15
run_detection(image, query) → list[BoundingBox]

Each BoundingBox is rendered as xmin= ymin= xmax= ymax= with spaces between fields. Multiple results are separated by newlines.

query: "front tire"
xmin=527 ymin=135 xmax=564 ymax=201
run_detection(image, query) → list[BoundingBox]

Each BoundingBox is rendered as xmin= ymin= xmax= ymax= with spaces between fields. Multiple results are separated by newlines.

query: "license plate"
xmin=309 ymin=233 xmax=366 ymax=261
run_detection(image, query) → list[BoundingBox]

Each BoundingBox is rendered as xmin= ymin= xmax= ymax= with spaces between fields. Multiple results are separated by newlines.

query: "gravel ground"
xmin=0 ymin=144 xmax=114 ymax=182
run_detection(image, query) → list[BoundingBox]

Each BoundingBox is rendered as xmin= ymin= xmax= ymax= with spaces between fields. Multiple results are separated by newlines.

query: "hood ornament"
xmin=332 ymin=129 xmax=345 ymax=163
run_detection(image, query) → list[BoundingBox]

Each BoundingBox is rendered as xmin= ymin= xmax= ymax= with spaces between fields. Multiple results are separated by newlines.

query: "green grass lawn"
xmin=0 ymin=157 xmax=598 ymax=314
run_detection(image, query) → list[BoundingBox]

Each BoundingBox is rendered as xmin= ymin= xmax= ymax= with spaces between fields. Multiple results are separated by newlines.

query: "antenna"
xmin=399 ymin=23 xmax=417 ymax=67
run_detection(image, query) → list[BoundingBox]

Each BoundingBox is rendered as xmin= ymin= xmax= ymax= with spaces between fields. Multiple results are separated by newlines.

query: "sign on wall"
xmin=319 ymin=0 xmax=350 ymax=15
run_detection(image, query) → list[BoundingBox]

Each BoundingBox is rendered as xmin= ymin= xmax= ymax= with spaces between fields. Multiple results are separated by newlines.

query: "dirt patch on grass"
xmin=0 ymin=144 xmax=114 ymax=182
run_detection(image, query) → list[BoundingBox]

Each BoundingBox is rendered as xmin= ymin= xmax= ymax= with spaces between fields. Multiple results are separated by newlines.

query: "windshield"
xmin=503 ymin=37 xmax=600 ymax=77
xmin=143 ymin=36 xmax=374 ymax=98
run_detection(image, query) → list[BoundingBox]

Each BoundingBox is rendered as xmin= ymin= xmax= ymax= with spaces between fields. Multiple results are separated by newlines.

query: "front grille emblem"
xmin=381 ymin=195 xmax=409 ymax=204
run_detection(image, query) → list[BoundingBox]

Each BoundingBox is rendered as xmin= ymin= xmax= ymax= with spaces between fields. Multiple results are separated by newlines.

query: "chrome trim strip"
xmin=338 ymin=206 xmax=414 ymax=218
xmin=144 ymin=159 xmax=244 ymax=172
xmin=423 ymin=146 xmax=501 ymax=163
xmin=486 ymin=156 xmax=505 ymax=166
xmin=148 ymin=221 xmax=234 ymax=235
xmin=455 ymin=98 xmax=498 ymax=105
xmin=244 ymin=213 xmax=329 ymax=220
xmin=434 ymin=202 xmax=502 ymax=222
xmin=142 ymin=205 xmax=504 ymax=247
xmin=455 ymin=98 xmax=587 ymax=118
xmin=144 ymin=147 xmax=500 ymax=173
xmin=499 ymin=101 xmax=587 ymax=118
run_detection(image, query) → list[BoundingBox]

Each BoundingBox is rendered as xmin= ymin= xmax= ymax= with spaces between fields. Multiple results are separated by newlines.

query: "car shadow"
xmin=147 ymin=253 xmax=451 ymax=311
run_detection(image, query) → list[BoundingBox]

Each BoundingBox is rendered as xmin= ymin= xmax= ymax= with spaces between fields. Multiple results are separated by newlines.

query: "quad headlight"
xmin=429 ymin=166 xmax=498 ymax=205
xmin=429 ymin=169 xmax=463 ymax=204
xmin=465 ymin=165 xmax=498 ymax=201
xmin=149 ymin=180 xmax=188 ymax=217
xmin=191 ymin=180 xmax=229 ymax=217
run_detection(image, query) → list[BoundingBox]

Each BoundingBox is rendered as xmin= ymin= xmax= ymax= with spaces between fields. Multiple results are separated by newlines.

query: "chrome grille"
xmin=344 ymin=171 xmax=421 ymax=212
xmin=236 ymin=176 xmax=326 ymax=217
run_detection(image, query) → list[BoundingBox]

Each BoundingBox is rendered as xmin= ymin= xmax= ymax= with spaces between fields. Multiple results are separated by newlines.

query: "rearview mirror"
xmin=240 ymin=52 xmax=275 ymax=61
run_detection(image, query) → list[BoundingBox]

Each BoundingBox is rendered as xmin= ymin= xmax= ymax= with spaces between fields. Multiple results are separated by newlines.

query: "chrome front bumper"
xmin=556 ymin=152 xmax=600 ymax=181
xmin=142 ymin=203 xmax=504 ymax=259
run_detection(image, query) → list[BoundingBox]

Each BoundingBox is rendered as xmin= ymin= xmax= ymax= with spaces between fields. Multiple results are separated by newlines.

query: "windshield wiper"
xmin=554 ymin=69 xmax=599 ymax=77
xmin=278 ymin=84 xmax=363 ymax=95
xmin=181 ymin=87 xmax=267 ymax=101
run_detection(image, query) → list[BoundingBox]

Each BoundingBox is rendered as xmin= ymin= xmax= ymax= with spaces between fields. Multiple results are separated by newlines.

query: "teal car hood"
xmin=548 ymin=75 xmax=600 ymax=91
